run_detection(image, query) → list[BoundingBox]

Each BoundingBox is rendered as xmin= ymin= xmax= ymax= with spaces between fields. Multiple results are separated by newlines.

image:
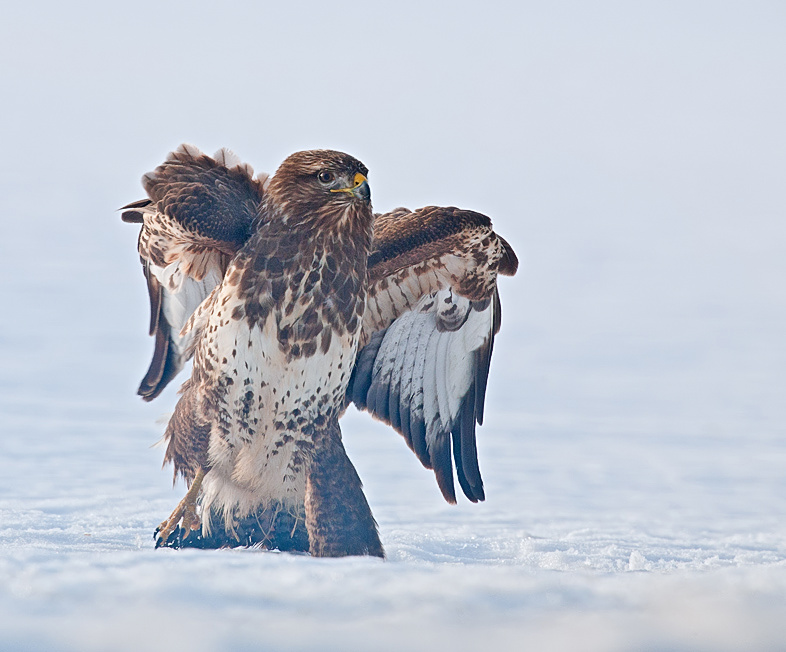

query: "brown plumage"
xmin=121 ymin=144 xmax=517 ymax=556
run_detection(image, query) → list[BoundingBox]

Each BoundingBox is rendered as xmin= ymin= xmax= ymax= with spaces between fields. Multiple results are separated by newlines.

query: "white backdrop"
xmin=1 ymin=2 xmax=785 ymax=650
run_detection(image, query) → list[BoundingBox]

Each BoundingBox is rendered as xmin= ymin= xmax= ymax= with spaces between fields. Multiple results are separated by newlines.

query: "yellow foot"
xmin=154 ymin=468 xmax=205 ymax=548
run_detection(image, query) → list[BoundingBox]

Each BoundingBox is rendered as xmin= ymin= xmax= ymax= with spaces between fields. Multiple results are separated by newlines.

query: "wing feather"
xmin=348 ymin=206 xmax=517 ymax=503
xmin=121 ymin=144 xmax=266 ymax=400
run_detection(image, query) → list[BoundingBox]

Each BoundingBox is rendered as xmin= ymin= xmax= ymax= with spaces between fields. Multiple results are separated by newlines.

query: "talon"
xmin=154 ymin=469 xmax=206 ymax=548
xmin=181 ymin=500 xmax=201 ymax=533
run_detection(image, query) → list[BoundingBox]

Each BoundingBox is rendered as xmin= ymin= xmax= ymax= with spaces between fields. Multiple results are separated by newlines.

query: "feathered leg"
xmin=304 ymin=420 xmax=385 ymax=558
xmin=155 ymin=468 xmax=205 ymax=548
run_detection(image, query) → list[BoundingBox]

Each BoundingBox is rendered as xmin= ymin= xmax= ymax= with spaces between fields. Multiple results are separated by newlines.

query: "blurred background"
xmin=1 ymin=0 xmax=783 ymax=432
xmin=1 ymin=1 xmax=785 ymax=650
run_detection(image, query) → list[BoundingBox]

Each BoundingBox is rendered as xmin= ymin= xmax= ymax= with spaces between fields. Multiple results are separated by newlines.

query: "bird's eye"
xmin=317 ymin=170 xmax=334 ymax=184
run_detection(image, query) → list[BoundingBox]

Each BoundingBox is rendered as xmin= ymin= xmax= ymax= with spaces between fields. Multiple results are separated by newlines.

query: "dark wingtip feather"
xmin=137 ymin=319 xmax=181 ymax=401
xmin=430 ymin=432 xmax=457 ymax=504
xmin=497 ymin=235 xmax=518 ymax=276
xmin=121 ymin=211 xmax=144 ymax=224
xmin=388 ymin=385 xmax=402 ymax=433
xmin=475 ymin=289 xmax=501 ymax=426
xmin=372 ymin=379 xmax=391 ymax=424
xmin=137 ymin=327 xmax=168 ymax=401
xmin=410 ymin=415 xmax=431 ymax=468
xmin=145 ymin=268 xmax=162 ymax=337
xmin=459 ymin=386 xmax=484 ymax=501
xmin=452 ymin=423 xmax=474 ymax=502
xmin=119 ymin=198 xmax=152 ymax=223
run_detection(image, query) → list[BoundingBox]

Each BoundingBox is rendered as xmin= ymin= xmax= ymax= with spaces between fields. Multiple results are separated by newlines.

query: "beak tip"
xmin=355 ymin=181 xmax=371 ymax=205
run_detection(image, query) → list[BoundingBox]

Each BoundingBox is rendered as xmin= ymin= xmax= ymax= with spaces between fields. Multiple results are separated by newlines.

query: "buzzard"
xmin=121 ymin=145 xmax=518 ymax=557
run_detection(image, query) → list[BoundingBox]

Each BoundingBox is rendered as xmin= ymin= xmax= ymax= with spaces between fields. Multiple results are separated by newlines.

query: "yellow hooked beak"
xmin=330 ymin=172 xmax=370 ymax=202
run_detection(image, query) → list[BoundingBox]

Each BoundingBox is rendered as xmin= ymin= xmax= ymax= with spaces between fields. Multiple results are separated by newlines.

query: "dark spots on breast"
xmin=290 ymin=450 xmax=304 ymax=469
xmin=320 ymin=329 xmax=332 ymax=354
xmin=149 ymin=244 xmax=166 ymax=266
xmin=225 ymin=269 xmax=241 ymax=286
xmin=252 ymin=254 xmax=266 ymax=273
xmin=334 ymin=278 xmax=352 ymax=311
xmin=266 ymin=257 xmax=284 ymax=275
xmin=245 ymin=301 xmax=269 ymax=327
xmin=301 ymin=271 xmax=319 ymax=296
xmin=278 ymin=325 xmax=291 ymax=347
xmin=271 ymin=278 xmax=286 ymax=303
xmin=302 ymin=341 xmax=317 ymax=358
xmin=231 ymin=305 xmax=245 ymax=320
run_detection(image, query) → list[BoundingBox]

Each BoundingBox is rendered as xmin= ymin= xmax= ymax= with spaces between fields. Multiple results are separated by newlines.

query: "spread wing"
xmin=120 ymin=144 xmax=268 ymax=400
xmin=347 ymin=206 xmax=518 ymax=504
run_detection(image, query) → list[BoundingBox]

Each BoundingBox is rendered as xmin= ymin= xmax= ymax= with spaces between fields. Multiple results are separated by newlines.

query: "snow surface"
xmin=2 ymin=2 xmax=786 ymax=651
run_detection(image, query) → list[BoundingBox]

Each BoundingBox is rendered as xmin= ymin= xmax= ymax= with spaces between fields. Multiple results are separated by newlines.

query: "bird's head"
xmin=265 ymin=149 xmax=373 ymax=230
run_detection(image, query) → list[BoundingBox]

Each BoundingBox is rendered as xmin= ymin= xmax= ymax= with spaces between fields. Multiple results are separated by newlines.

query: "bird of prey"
xmin=121 ymin=145 xmax=518 ymax=557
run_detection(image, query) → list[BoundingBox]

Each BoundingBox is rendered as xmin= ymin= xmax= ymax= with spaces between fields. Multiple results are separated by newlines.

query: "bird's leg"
xmin=304 ymin=420 xmax=385 ymax=558
xmin=155 ymin=468 xmax=206 ymax=548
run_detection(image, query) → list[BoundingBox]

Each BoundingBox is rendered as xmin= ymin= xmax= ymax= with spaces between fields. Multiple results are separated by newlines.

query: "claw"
xmin=154 ymin=468 xmax=205 ymax=548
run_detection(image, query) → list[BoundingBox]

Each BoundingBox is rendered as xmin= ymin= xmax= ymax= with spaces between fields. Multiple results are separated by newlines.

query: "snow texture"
xmin=1 ymin=2 xmax=786 ymax=651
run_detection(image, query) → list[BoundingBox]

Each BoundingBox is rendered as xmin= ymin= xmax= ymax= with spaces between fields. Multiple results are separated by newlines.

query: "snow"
xmin=2 ymin=2 xmax=786 ymax=650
